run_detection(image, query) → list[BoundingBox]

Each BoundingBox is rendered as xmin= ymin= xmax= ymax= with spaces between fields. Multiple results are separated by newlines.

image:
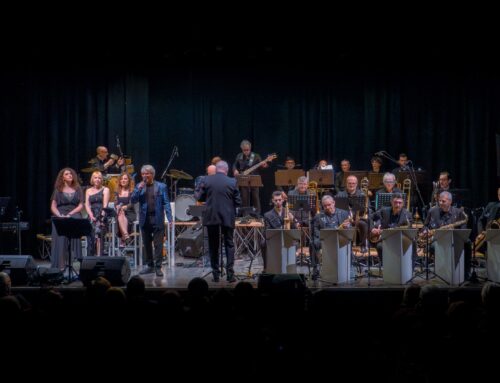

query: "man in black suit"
xmin=478 ymin=187 xmax=500 ymax=232
xmin=198 ymin=161 xmax=241 ymax=282
xmin=370 ymin=193 xmax=413 ymax=264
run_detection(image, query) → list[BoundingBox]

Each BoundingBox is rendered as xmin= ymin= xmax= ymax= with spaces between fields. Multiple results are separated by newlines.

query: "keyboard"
xmin=0 ymin=221 xmax=29 ymax=231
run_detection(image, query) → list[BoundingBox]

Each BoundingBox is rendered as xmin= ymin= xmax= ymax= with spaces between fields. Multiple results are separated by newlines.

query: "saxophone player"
xmin=478 ymin=187 xmax=500 ymax=233
xmin=423 ymin=191 xmax=472 ymax=279
xmin=262 ymin=191 xmax=298 ymax=271
xmin=310 ymin=195 xmax=351 ymax=280
xmin=370 ymin=193 xmax=413 ymax=265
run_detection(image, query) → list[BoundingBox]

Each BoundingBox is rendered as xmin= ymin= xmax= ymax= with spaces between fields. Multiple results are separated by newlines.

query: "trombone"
xmin=308 ymin=180 xmax=320 ymax=214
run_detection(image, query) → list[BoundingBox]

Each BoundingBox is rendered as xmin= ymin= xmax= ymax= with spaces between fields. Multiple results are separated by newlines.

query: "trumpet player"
xmin=310 ymin=195 xmax=351 ymax=280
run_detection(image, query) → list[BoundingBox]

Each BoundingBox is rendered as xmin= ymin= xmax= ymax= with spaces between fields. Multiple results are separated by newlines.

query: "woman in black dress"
xmin=50 ymin=168 xmax=84 ymax=271
xmin=85 ymin=171 xmax=110 ymax=256
xmin=115 ymin=172 xmax=136 ymax=246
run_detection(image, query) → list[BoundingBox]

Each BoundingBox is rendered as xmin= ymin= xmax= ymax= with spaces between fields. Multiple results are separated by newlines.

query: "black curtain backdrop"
xmin=1 ymin=67 xmax=498 ymax=253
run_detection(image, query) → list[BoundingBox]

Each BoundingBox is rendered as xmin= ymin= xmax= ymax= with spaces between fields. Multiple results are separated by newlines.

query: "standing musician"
xmin=423 ymin=191 xmax=471 ymax=279
xmin=198 ymin=161 xmax=241 ymax=283
xmin=336 ymin=175 xmax=369 ymax=252
xmin=310 ymin=195 xmax=351 ymax=280
xmin=89 ymin=146 xmax=124 ymax=175
xmin=233 ymin=139 xmax=268 ymax=214
xmin=370 ymin=193 xmax=413 ymax=264
xmin=261 ymin=191 xmax=299 ymax=271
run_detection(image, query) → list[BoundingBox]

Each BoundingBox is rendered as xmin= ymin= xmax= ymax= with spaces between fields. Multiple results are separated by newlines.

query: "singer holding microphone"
xmin=131 ymin=165 xmax=172 ymax=277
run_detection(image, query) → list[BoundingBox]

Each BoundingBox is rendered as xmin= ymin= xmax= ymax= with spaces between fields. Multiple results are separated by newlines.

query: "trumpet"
xmin=360 ymin=177 xmax=370 ymax=220
xmin=402 ymin=178 xmax=411 ymax=210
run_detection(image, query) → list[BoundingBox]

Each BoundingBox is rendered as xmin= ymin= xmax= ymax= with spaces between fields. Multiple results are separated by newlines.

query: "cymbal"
xmin=169 ymin=169 xmax=193 ymax=180
xmin=81 ymin=167 xmax=100 ymax=173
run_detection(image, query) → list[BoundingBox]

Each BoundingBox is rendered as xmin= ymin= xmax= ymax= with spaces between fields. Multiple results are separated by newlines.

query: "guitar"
xmin=242 ymin=153 xmax=277 ymax=175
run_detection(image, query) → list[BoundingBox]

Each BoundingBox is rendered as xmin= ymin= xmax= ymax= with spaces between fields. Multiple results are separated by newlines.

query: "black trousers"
xmin=141 ymin=221 xmax=165 ymax=268
xmin=206 ymin=225 xmax=235 ymax=277
xmin=239 ymin=187 xmax=261 ymax=214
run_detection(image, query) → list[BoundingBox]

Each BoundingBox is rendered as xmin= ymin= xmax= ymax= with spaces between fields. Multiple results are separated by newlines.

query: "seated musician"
xmin=430 ymin=171 xmax=454 ymax=207
xmin=115 ymin=172 xmax=137 ymax=246
xmin=370 ymin=156 xmax=383 ymax=173
xmin=370 ymin=193 xmax=413 ymax=265
xmin=423 ymin=191 xmax=471 ymax=279
xmin=336 ymin=175 xmax=369 ymax=252
xmin=376 ymin=172 xmax=402 ymax=195
xmin=478 ymin=187 xmax=500 ymax=233
xmin=316 ymin=159 xmax=333 ymax=170
xmin=284 ymin=156 xmax=297 ymax=170
xmin=261 ymin=191 xmax=299 ymax=271
xmin=310 ymin=195 xmax=351 ymax=280
xmin=392 ymin=152 xmax=410 ymax=175
xmin=334 ymin=159 xmax=351 ymax=194
xmin=89 ymin=146 xmax=124 ymax=175
xmin=287 ymin=176 xmax=317 ymax=226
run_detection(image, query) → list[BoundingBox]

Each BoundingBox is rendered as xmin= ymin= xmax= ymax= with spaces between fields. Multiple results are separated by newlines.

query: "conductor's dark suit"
xmin=198 ymin=172 xmax=241 ymax=281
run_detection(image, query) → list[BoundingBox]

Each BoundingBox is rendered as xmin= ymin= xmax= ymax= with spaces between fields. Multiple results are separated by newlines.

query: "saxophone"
xmin=283 ymin=201 xmax=291 ymax=230
xmin=417 ymin=211 xmax=468 ymax=247
xmin=474 ymin=217 xmax=500 ymax=249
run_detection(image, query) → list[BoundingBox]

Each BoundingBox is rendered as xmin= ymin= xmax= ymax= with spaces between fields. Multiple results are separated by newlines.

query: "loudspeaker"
xmin=0 ymin=255 xmax=37 ymax=285
xmin=79 ymin=256 xmax=131 ymax=286
xmin=177 ymin=226 xmax=204 ymax=258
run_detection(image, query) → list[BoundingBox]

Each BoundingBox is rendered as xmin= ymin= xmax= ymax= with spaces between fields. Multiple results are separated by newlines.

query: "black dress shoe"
xmin=155 ymin=268 xmax=164 ymax=277
xmin=226 ymin=275 xmax=236 ymax=283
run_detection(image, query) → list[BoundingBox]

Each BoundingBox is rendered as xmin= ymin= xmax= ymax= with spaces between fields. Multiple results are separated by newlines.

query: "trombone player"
xmin=311 ymin=195 xmax=351 ymax=280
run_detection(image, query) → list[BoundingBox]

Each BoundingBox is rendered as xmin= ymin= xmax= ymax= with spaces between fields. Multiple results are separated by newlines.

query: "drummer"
xmin=89 ymin=146 xmax=124 ymax=175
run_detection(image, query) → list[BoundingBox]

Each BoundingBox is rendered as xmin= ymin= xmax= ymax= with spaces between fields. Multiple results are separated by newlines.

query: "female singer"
xmin=50 ymin=168 xmax=84 ymax=271
xmin=115 ymin=172 xmax=136 ymax=246
xmin=85 ymin=171 xmax=110 ymax=256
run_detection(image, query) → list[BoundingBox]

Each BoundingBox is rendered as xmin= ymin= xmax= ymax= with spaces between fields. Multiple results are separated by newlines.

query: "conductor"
xmin=198 ymin=161 xmax=242 ymax=282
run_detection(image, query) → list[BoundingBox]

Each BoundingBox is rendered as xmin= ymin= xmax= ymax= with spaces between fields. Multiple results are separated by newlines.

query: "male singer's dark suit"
xmin=198 ymin=172 xmax=241 ymax=281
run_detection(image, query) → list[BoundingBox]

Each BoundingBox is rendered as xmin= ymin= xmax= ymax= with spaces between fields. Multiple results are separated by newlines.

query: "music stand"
xmin=308 ymin=169 xmax=333 ymax=187
xmin=52 ymin=217 xmax=92 ymax=283
xmin=288 ymin=197 xmax=312 ymax=269
xmin=275 ymin=169 xmax=305 ymax=189
xmin=368 ymin=173 xmax=384 ymax=190
xmin=236 ymin=175 xmax=263 ymax=188
xmin=375 ymin=192 xmax=407 ymax=210
xmin=334 ymin=196 xmax=365 ymax=214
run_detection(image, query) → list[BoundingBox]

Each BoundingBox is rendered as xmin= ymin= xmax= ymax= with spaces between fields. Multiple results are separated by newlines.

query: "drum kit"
xmin=167 ymin=169 xmax=197 ymax=221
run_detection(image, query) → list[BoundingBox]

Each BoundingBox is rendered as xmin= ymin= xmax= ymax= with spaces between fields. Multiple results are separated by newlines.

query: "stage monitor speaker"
xmin=0 ymin=255 xmax=37 ymax=285
xmin=80 ymin=256 xmax=131 ymax=286
xmin=177 ymin=225 xmax=204 ymax=258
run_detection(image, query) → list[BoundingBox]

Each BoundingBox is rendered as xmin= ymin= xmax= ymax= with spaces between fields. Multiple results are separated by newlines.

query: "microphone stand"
xmin=160 ymin=146 xmax=178 ymax=181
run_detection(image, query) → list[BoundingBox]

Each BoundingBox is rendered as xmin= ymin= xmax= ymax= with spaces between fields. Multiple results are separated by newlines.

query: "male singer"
xmin=131 ymin=164 xmax=172 ymax=277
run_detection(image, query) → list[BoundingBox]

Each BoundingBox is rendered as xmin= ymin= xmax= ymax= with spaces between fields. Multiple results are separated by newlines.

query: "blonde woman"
xmin=50 ymin=168 xmax=84 ymax=271
xmin=115 ymin=172 xmax=136 ymax=246
xmin=85 ymin=171 xmax=110 ymax=256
